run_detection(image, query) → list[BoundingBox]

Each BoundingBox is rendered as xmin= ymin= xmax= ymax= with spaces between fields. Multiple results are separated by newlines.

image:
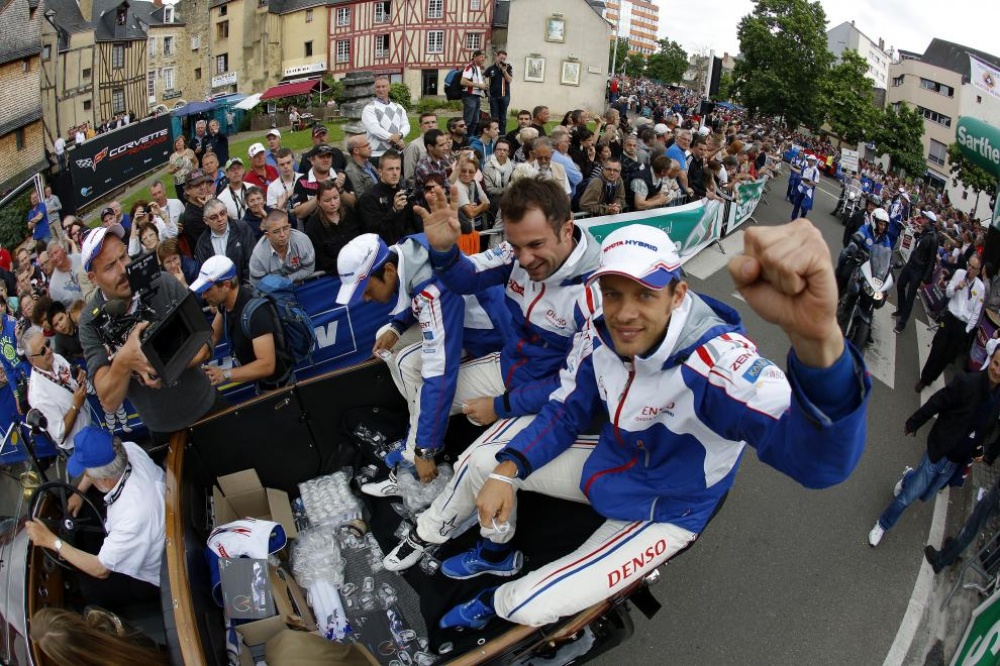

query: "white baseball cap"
xmin=923 ymin=210 xmax=938 ymax=222
xmin=586 ymin=225 xmax=683 ymax=289
xmin=266 ymin=128 xmax=281 ymax=138
xmin=248 ymin=142 xmax=266 ymax=158
xmin=189 ymin=255 xmax=237 ymax=294
xmin=335 ymin=233 xmax=392 ymax=305
xmin=653 ymin=123 xmax=669 ymax=136
xmin=81 ymin=224 xmax=125 ymax=271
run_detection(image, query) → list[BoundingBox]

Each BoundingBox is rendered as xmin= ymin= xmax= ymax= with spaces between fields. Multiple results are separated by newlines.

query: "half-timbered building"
xmin=328 ymin=0 xmax=495 ymax=99
xmin=92 ymin=0 xmax=148 ymax=121
xmin=0 ymin=0 xmax=47 ymax=194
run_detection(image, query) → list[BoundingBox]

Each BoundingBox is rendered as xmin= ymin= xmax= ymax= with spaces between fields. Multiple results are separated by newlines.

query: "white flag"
xmin=970 ymin=55 xmax=1000 ymax=102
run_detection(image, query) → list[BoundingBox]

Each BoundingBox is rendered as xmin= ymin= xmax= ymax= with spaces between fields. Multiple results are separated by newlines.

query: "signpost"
xmin=840 ymin=148 xmax=860 ymax=174
xmin=955 ymin=117 xmax=1000 ymax=266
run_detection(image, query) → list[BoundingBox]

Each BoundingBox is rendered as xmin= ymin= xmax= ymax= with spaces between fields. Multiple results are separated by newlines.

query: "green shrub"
xmin=414 ymin=98 xmax=463 ymax=115
xmin=389 ymin=83 xmax=413 ymax=111
xmin=0 ymin=191 xmax=31 ymax=252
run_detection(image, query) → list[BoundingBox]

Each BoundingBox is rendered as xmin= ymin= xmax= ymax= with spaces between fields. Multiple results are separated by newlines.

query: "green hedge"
xmin=0 ymin=191 xmax=31 ymax=252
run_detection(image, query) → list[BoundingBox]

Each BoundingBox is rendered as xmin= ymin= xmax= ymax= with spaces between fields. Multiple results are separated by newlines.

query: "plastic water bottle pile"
xmin=298 ymin=471 xmax=363 ymax=528
xmin=290 ymin=524 xmax=345 ymax=588
xmin=396 ymin=464 xmax=455 ymax=513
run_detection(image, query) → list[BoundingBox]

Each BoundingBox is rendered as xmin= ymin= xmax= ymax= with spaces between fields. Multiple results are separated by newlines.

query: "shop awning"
xmin=260 ymin=79 xmax=328 ymax=100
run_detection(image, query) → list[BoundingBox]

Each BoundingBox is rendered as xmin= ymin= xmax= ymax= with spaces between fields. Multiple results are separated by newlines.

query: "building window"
xmin=465 ymin=33 xmax=481 ymax=50
xmin=116 ymin=7 xmax=127 ymax=25
xmin=375 ymin=34 xmax=389 ymax=59
xmin=336 ymin=40 xmax=350 ymax=63
xmin=112 ymin=44 xmax=125 ymax=69
xmin=162 ymin=68 xmax=174 ymax=91
xmin=195 ymin=67 xmax=202 ymax=79
xmin=305 ymin=41 xmax=313 ymax=57
xmin=427 ymin=0 xmax=443 ymax=19
xmin=305 ymin=8 xmax=313 ymax=21
xmin=918 ymin=105 xmax=952 ymax=127
xmin=374 ymin=1 xmax=391 ymax=23
xmin=191 ymin=35 xmax=200 ymax=50
xmin=470 ymin=0 xmax=480 ymax=8
xmin=216 ymin=53 xmax=228 ymax=73
xmin=258 ymin=0 xmax=267 ymax=6
xmin=219 ymin=3 xmax=227 ymax=15
xmin=336 ymin=7 xmax=350 ymax=25
xmin=82 ymin=67 xmax=92 ymax=79
xmin=217 ymin=21 xmax=229 ymax=39
xmin=83 ymin=99 xmax=92 ymax=110
xmin=163 ymin=36 xmax=173 ymax=55
xmin=15 ymin=128 xmax=25 ymax=151
xmin=111 ymin=87 xmax=125 ymax=114
xmin=427 ymin=30 xmax=443 ymax=53
xmin=928 ymin=139 xmax=948 ymax=167
xmin=147 ymin=70 xmax=156 ymax=97
xmin=22 ymin=58 xmax=30 ymax=73
xmin=148 ymin=37 xmax=156 ymax=57
xmin=891 ymin=74 xmax=904 ymax=87
xmin=164 ymin=5 xmax=174 ymax=22
xmin=920 ymin=77 xmax=954 ymax=97
xmin=891 ymin=101 xmax=902 ymax=113
xmin=43 ymin=45 xmax=51 ymax=60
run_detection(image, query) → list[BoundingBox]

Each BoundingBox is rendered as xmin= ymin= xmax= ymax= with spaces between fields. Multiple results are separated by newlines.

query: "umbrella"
xmin=235 ymin=93 xmax=262 ymax=111
xmin=171 ymin=100 xmax=217 ymax=117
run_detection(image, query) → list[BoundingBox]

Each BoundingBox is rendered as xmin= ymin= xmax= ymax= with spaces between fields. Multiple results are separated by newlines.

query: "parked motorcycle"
xmin=837 ymin=243 xmax=894 ymax=351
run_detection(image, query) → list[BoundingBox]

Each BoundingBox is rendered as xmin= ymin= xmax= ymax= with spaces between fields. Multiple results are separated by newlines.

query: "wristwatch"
xmin=222 ymin=369 xmax=232 ymax=382
xmin=413 ymin=447 xmax=438 ymax=461
xmin=53 ymin=538 xmax=63 ymax=553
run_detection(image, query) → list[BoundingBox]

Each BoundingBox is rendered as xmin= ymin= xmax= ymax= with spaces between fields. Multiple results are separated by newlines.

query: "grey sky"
xmin=657 ymin=0 xmax=996 ymax=61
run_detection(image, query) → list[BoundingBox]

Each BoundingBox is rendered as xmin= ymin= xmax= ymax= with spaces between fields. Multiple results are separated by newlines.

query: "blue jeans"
xmin=936 ymin=479 xmax=1000 ymax=567
xmin=490 ymin=96 xmax=510 ymax=127
xmin=879 ymin=451 xmax=958 ymax=530
xmin=463 ymin=95 xmax=482 ymax=137
xmin=791 ymin=190 xmax=813 ymax=219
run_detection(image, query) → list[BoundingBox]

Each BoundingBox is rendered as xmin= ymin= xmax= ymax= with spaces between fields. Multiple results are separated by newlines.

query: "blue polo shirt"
xmin=666 ymin=144 xmax=687 ymax=172
xmin=28 ymin=202 xmax=49 ymax=240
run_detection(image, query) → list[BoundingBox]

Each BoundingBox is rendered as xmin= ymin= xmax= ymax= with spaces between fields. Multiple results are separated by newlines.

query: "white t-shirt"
xmin=54 ymin=137 xmax=66 ymax=155
xmin=267 ymin=174 xmax=300 ymax=209
xmin=98 ymin=441 xmax=166 ymax=586
xmin=27 ymin=353 xmax=91 ymax=449
xmin=157 ymin=198 xmax=185 ymax=231
xmin=48 ymin=254 xmax=84 ymax=306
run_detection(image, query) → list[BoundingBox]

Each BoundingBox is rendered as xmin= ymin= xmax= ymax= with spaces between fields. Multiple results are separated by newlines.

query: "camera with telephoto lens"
xmin=93 ymin=252 xmax=211 ymax=387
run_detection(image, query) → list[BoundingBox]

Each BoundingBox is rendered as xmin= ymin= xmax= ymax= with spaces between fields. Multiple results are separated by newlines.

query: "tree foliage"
xmin=717 ymin=71 xmax=735 ymax=102
xmin=870 ymin=104 xmax=925 ymax=176
xmin=624 ymin=53 xmax=646 ymax=78
xmin=819 ymin=49 xmax=876 ymax=144
xmin=948 ymin=142 xmax=999 ymax=200
xmin=733 ymin=0 xmax=832 ymax=127
xmin=609 ymin=37 xmax=629 ymax=74
xmin=0 ymin=191 xmax=30 ymax=252
xmin=644 ymin=38 xmax=688 ymax=84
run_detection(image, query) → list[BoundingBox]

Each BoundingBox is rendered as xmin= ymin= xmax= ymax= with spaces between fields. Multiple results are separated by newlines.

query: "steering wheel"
xmin=29 ymin=481 xmax=107 ymax=571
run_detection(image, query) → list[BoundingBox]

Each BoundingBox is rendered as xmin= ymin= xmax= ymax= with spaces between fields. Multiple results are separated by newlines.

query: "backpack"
xmin=444 ymin=68 xmax=464 ymax=101
xmin=240 ymin=274 xmax=317 ymax=378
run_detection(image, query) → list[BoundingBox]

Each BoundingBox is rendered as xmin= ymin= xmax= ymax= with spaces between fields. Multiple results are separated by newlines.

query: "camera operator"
xmin=77 ymin=225 xmax=223 ymax=444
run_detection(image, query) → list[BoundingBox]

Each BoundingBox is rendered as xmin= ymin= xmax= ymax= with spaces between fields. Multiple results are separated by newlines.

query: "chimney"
xmin=152 ymin=0 xmax=162 ymax=6
xmin=878 ymin=37 xmax=884 ymax=50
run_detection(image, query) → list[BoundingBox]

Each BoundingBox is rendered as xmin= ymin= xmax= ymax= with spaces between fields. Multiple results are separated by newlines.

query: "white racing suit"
xmin=416 ymin=291 xmax=871 ymax=626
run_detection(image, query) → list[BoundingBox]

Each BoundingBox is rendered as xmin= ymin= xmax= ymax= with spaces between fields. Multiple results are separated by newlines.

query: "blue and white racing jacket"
xmin=390 ymin=235 xmax=511 ymax=453
xmin=429 ymin=226 xmax=602 ymax=418
xmin=497 ymin=291 xmax=871 ymax=534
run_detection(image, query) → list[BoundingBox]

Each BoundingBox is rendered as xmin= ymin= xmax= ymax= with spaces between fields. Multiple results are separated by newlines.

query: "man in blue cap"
xmin=25 ymin=426 xmax=166 ymax=609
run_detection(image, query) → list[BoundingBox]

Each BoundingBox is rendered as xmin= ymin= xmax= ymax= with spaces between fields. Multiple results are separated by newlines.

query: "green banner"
xmin=951 ymin=587 xmax=1000 ymax=665
xmin=578 ymin=199 xmax=725 ymax=260
xmin=957 ymin=116 xmax=1000 ymax=176
xmin=726 ymin=178 xmax=769 ymax=235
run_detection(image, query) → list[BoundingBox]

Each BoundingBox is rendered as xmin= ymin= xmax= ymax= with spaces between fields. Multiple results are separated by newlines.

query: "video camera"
xmin=94 ymin=252 xmax=211 ymax=387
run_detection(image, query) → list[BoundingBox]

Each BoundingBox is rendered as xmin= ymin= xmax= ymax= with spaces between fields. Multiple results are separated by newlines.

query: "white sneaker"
xmin=893 ymin=466 xmax=913 ymax=498
xmin=868 ymin=522 xmax=885 ymax=547
xmin=361 ymin=472 xmax=402 ymax=498
xmin=384 ymin=533 xmax=427 ymax=572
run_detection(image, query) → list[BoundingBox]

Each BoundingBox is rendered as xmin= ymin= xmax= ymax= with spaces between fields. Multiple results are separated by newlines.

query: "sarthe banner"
xmin=725 ymin=178 xmax=769 ymax=235
xmin=578 ymin=198 xmax=726 ymax=262
xmin=70 ymin=115 xmax=173 ymax=208
xmin=970 ymin=55 xmax=1000 ymax=102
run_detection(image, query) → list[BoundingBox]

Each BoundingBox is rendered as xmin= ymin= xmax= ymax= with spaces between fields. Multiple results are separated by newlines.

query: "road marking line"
xmin=883 ymin=318 xmax=948 ymax=666
xmin=683 ymin=231 xmax=745 ymax=281
xmin=863 ymin=305 xmax=896 ymax=389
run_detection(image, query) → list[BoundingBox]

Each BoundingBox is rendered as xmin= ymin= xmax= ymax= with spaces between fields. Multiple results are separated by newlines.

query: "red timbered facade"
xmin=328 ymin=0 xmax=494 ymax=95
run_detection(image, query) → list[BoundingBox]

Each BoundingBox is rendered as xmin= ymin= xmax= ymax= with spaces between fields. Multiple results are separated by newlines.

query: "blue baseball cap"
xmin=587 ymin=225 xmax=684 ymax=289
xmin=336 ymin=233 xmax=391 ymax=305
xmin=67 ymin=426 xmax=117 ymax=477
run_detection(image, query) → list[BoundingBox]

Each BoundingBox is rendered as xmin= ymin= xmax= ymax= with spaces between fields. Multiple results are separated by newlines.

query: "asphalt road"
xmin=594 ymin=171 xmax=937 ymax=665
